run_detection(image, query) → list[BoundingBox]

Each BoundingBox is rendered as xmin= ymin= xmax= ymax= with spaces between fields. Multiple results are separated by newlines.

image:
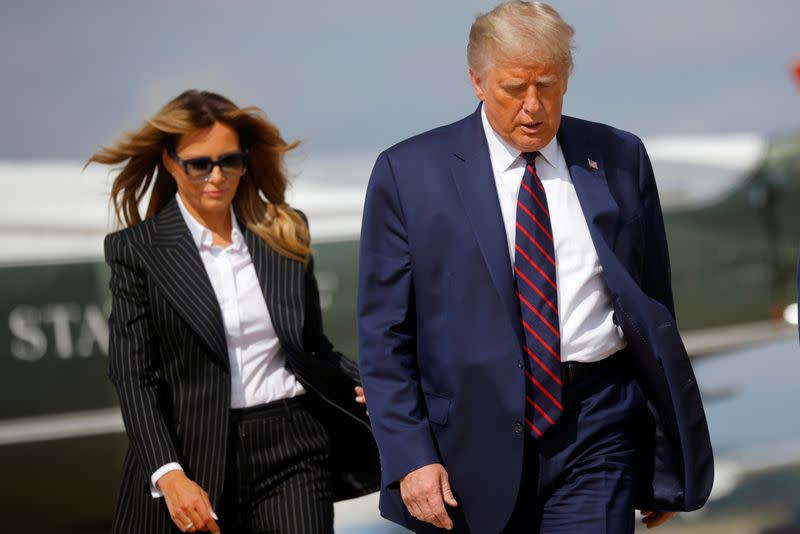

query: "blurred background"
xmin=1 ymin=1 xmax=798 ymax=532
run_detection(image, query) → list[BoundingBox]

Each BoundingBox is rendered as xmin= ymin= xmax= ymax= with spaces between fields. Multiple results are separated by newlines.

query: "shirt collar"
xmin=480 ymin=104 xmax=560 ymax=173
xmin=175 ymin=193 xmax=243 ymax=250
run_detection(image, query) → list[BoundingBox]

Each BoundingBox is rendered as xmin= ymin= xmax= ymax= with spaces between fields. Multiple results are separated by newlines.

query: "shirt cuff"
xmin=150 ymin=462 xmax=183 ymax=498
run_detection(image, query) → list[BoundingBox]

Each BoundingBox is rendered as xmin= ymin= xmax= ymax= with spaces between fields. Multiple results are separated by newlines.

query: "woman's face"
xmin=163 ymin=121 xmax=243 ymax=222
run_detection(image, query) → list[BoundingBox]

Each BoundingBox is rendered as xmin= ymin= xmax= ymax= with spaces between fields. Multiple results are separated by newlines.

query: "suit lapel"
xmin=449 ymin=107 xmax=524 ymax=345
xmin=139 ymin=198 xmax=229 ymax=366
xmin=557 ymin=116 xmax=621 ymax=257
xmin=244 ymin=225 xmax=306 ymax=355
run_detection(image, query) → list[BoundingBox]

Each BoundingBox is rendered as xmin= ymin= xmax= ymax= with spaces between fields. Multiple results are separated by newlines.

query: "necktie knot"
xmin=522 ymin=151 xmax=540 ymax=166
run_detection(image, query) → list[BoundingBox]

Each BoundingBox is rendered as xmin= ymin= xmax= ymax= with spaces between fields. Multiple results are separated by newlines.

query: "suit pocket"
xmin=423 ymin=391 xmax=451 ymax=426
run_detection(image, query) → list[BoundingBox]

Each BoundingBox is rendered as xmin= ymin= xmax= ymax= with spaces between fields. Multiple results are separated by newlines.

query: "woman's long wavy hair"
xmin=88 ymin=90 xmax=310 ymax=264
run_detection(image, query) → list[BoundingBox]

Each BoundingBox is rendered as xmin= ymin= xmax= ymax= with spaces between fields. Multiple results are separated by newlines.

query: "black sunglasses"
xmin=169 ymin=149 xmax=248 ymax=182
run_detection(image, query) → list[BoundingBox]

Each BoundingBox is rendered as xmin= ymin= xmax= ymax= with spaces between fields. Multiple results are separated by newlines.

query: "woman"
xmin=90 ymin=90 xmax=378 ymax=534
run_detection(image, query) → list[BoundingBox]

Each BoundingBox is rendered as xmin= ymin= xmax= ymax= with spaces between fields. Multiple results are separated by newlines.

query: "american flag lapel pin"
xmin=588 ymin=158 xmax=599 ymax=170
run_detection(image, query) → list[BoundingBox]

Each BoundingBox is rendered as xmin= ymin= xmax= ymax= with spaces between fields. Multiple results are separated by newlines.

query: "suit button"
xmin=517 ymin=360 xmax=523 ymax=370
xmin=514 ymin=422 xmax=523 ymax=435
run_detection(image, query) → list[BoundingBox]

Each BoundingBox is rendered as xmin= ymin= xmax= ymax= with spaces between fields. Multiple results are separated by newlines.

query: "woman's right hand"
xmin=355 ymin=386 xmax=368 ymax=415
xmin=157 ymin=470 xmax=220 ymax=533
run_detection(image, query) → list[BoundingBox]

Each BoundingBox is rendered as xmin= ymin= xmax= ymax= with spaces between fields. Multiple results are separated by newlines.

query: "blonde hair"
xmin=88 ymin=90 xmax=310 ymax=264
xmin=468 ymin=1 xmax=575 ymax=77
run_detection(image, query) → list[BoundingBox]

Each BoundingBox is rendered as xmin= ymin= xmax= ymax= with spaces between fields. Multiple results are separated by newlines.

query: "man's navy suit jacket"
xmin=357 ymin=107 xmax=714 ymax=533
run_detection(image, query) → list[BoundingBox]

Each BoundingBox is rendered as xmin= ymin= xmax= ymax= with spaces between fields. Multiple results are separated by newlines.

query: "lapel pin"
xmin=588 ymin=159 xmax=599 ymax=170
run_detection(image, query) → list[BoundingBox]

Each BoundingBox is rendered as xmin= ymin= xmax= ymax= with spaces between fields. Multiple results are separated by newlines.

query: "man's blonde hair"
xmin=468 ymin=1 xmax=575 ymax=77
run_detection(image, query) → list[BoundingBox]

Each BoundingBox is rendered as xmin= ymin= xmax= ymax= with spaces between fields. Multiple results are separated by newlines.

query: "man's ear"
xmin=469 ymin=69 xmax=486 ymax=101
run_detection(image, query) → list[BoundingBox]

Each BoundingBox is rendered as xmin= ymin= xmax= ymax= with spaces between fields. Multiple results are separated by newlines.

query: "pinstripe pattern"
xmin=105 ymin=197 xmax=379 ymax=534
xmin=219 ymin=398 xmax=334 ymax=533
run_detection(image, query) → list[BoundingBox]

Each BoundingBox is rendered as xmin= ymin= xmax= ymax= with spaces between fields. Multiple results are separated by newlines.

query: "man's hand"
xmin=157 ymin=470 xmax=220 ymax=533
xmin=641 ymin=510 xmax=675 ymax=529
xmin=400 ymin=463 xmax=458 ymax=530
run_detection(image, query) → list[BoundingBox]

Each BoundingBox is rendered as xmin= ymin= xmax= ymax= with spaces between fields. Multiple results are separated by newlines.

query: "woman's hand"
xmin=355 ymin=386 xmax=368 ymax=414
xmin=157 ymin=470 xmax=220 ymax=533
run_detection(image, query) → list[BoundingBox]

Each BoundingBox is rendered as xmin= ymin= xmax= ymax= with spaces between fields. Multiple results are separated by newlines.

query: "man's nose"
xmin=522 ymin=87 xmax=541 ymax=115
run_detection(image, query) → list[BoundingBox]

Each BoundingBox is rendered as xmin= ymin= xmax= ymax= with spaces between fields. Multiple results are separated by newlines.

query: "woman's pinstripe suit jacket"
xmin=105 ymin=197 xmax=380 ymax=533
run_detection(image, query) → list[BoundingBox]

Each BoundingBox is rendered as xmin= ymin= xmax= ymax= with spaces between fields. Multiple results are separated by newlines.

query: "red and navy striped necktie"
xmin=514 ymin=151 xmax=563 ymax=437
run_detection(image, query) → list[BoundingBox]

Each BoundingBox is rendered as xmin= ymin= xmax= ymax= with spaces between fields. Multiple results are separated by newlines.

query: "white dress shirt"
xmin=481 ymin=106 xmax=626 ymax=363
xmin=150 ymin=194 xmax=305 ymax=497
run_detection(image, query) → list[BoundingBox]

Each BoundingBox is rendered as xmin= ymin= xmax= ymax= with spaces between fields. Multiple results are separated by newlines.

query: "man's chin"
xmin=514 ymin=139 xmax=548 ymax=153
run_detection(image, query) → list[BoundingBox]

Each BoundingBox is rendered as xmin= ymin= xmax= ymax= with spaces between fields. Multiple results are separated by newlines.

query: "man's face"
xmin=470 ymin=60 xmax=568 ymax=153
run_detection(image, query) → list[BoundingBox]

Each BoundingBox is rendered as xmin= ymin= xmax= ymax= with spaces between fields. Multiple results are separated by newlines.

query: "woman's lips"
xmin=205 ymin=189 xmax=226 ymax=199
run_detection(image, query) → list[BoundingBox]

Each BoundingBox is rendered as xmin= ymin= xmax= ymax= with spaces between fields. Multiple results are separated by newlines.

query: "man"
xmin=357 ymin=2 xmax=713 ymax=533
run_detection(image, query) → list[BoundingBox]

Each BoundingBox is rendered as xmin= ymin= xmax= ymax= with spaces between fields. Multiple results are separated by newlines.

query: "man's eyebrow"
xmin=500 ymin=79 xmax=527 ymax=86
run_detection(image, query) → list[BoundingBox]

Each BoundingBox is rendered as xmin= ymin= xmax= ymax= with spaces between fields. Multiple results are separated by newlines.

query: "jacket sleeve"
xmin=295 ymin=210 xmax=361 ymax=384
xmin=357 ymin=152 xmax=441 ymax=487
xmin=105 ymin=232 xmax=180 ymax=480
xmin=301 ymin=252 xmax=361 ymax=384
xmin=637 ymin=138 xmax=677 ymax=319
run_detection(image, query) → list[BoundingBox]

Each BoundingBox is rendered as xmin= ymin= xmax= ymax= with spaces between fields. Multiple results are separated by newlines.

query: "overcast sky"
xmin=1 ymin=0 xmax=798 ymax=160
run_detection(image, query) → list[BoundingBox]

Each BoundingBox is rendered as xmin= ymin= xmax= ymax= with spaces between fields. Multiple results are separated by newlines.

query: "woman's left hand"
xmin=354 ymin=386 xmax=367 ymax=413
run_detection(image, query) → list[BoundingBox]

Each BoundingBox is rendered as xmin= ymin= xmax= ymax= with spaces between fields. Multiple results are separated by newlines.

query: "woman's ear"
xmin=162 ymin=147 xmax=178 ymax=177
